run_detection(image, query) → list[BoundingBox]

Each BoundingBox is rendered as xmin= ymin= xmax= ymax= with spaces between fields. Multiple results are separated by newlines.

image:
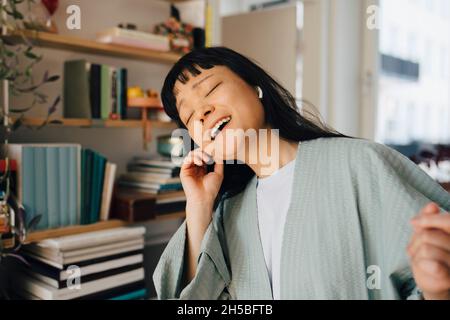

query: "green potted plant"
xmin=0 ymin=0 xmax=60 ymax=299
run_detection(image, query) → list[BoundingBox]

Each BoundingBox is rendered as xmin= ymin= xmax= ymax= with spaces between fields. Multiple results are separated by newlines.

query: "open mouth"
xmin=210 ymin=116 xmax=231 ymax=140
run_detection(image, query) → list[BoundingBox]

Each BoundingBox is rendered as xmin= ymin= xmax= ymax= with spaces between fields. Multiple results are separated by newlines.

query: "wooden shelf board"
xmin=2 ymin=216 xmax=185 ymax=246
xmin=24 ymin=219 xmax=128 ymax=244
xmin=5 ymin=212 xmax=186 ymax=245
xmin=3 ymin=30 xmax=182 ymax=64
xmin=153 ymin=211 xmax=186 ymax=221
xmin=12 ymin=117 xmax=176 ymax=129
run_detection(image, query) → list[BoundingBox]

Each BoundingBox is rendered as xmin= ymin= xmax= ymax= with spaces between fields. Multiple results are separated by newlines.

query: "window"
xmin=376 ymin=0 xmax=450 ymax=144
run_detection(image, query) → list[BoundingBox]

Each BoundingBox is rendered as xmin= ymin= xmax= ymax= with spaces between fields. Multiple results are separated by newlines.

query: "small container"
xmin=157 ymin=135 xmax=184 ymax=157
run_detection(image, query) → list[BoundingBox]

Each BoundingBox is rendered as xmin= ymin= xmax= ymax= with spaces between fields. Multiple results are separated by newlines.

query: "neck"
xmin=241 ymin=129 xmax=299 ymax=178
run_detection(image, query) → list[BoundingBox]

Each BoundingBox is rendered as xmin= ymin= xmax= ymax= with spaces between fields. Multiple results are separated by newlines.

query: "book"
xmin=45 ymin=147 xmax=59 ymax=229
xmin=120 ymin=172 xmax=181 ymax=184
xmin=111 ymin=68 xmax=119 ymax=119
xmin=58 ymin=147 xmax=70 ymax=226
xmin=21 ymin=254 xmax=143 ymax=289
xmin=131 ymin=157 xmax=180 ymax=169
xmin=119 ymin=68 xmax=128 ymax=119
xmin=34 ymin=147 xmax=47 ymax=230
xmin=100 ymin=65 xmax=112 ymax=120
xmin=23 ymin=253 xmax=143 ymax=283
xmin=23 ymin=242 xmax=144 ymax=270
xmin=90 ymin=151 xmax=107 ymax=224
xmin=109 ymin=288 xmax=148 ymax=300
xmin=90 ymin=64 xmax=102 ymax=119
xmin=8 ymin=144 xmax=82 ymax=229
xmin=13 ymin=280 xmax=146 ymax=300
xmin=68 ymin=146 xmax=81 ymax=225
xmin=127 ymin=165 xmax=180 ymax=176
xmin=63 ymin=60 xmax=92 ymax=118
xmin=29 ymin=226 xmax=146 ymax=251
xmin=100 ymin=162 xmax=117 ymax=221
xmin=117 ymin=180 xmax=182 ymax=192
xmin=13 ymin=268 xmax=145 ymax=300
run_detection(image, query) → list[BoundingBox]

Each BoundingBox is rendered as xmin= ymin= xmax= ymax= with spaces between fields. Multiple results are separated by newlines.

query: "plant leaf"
xmin=42 ymin=70 xmax=49 ymax=82
xmin=45 ymin=75 xmax=60 ymax=83
xmin=47 ymin=95 xmax=61 ymax=115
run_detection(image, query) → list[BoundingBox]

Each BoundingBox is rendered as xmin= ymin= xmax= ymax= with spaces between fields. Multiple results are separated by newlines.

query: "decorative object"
xmin=23 ymin=0 xmax=59 ymax=33
xmin=154 ymin=6 xmax=195 ymax=55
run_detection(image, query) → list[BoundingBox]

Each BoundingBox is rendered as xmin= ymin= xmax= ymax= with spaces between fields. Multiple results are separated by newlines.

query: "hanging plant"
xmin=0 ymin=0 xmax=61 ymax=298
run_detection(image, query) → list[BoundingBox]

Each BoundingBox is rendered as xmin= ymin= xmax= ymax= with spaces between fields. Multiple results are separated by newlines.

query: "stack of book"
xmin=119 ymin=156 xmax=182 ymax=194
xmin=64 ymin=59 xmax=128 ymax=120
xmin=7 ymin=144 xmax=117 ymax=230
xmin=96 ymin=27 xmax=170 ymax=52
xmin=111 ymin=156 xmax=185 ymax=221
xmin=13 ymin=227 xmax=147 ymax=300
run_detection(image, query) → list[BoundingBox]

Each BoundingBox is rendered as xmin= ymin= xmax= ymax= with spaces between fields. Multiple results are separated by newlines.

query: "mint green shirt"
xmin=153 ymin=137 xmax=450 ymax=300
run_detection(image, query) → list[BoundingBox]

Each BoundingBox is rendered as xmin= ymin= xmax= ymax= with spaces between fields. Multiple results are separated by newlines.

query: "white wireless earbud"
xmin=256 ymin=86 xmax=263 ymax=99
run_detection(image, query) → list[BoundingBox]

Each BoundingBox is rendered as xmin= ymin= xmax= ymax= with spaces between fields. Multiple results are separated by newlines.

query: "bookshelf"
xmin=12 ymin=117 xmax=177 ymax=129
xmin=0 ymin=2 xmax=205 ymax=246
xmin=2 ymin=30 xmax=182 ymax=64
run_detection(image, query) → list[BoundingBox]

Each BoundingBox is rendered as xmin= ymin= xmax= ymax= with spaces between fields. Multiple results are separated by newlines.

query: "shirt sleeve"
xmin=360 ymin=141 xmax=450 ymax=300
xmin=152 ymin=206 xmax=231 ymax=300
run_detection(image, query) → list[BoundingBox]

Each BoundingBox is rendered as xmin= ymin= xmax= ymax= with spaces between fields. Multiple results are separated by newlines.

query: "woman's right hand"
xmin=181 ymin=148 xmax=224 ymax=283
xmin=180 ymin=148 xmax=224 ymax=209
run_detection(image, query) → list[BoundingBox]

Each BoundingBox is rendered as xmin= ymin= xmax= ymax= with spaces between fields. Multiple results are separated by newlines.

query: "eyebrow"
xmin=177 ymin=74 xmax=214 ymax=110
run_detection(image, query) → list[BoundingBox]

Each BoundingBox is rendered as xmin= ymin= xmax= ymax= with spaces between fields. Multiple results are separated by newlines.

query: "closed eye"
xmin=205 ymin=82 xmax=222 ymax=97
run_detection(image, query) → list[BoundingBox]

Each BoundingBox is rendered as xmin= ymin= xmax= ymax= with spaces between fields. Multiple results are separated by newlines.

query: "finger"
xmin=192 ymin=149 xmax=212 ymax=167
xmin=416 ymin=259 xmax=450 ymax=278
xmin=193 ymin=153 xmax=205 ymax=166
xmin=413 ymin=258 xmax=450 ymax=289
xmin=411 ymin=203 xmax=442 ymax=232
xmin=182 ymin=151 xmax=195 ymax=167
xmin=412 ymin=243 xmax=450 ymax=268
xmin=203 ymin=142 xmax=219 ymax=162
xmin=407 ymin=229 xmax=450 ymax=257
xmin=420 ymin=203 xmax=441 ymax=217
xmin=411 ymin=214 xmax=450 ymax=233
xmin=213 ymin=160 xmax=224 ymax=176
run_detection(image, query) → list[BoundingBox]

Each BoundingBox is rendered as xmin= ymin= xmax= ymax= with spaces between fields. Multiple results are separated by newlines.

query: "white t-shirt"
xmin=256 ymin=158 xmax=296 ymax=300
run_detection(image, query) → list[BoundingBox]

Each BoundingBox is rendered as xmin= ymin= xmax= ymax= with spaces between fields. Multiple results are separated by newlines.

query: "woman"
xmin=153 ymin=47 xmax=450 ymax=300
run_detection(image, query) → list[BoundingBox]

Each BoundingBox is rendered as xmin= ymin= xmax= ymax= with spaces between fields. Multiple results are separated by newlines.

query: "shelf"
xmin=24 ymin=219 xmax=128 ymax=244
xmin=154 ymin=211 xmax=186 ymax=221
xmin=12 ymin=117 xmax=177 ymax=129
xmin=22 ymin=211 xmax=186 ymax=244
xmin=2 ymin=30 xmax=182 ymax=64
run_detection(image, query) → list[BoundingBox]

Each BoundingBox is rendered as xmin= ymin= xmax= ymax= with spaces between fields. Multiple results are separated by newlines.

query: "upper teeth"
xmin=210 ymin=116 xmax=231 ymax=139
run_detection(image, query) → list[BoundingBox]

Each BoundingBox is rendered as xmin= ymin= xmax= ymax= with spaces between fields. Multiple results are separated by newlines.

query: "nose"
xmin=197 ymin=105 xmax=215 ymax=124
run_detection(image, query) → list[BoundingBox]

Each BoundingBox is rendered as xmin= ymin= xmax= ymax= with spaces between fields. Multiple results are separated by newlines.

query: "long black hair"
xmin=161 ymin=47 xmax=348 ymax=204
